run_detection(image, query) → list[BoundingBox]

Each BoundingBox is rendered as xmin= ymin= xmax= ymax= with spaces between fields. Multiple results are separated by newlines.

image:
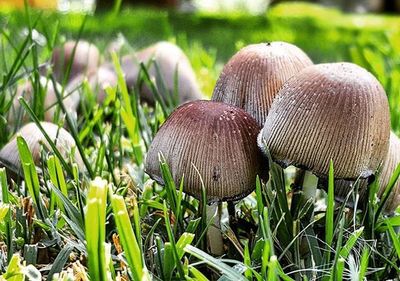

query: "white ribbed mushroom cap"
xmin=212 ymin=41 xmax=313 ymax=126
xmin=258 ymin=62 xmax=390 ymax=180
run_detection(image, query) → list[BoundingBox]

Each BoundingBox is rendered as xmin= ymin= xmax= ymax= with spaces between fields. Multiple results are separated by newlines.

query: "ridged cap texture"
xmin=212 ymin=42 xmax=313 ymax=126
xmin=0 ymin=122 xmax=83 ymax=177
xmin=145 ymin=100 xmax=266 ymax=203
xmin=259 ymin=62 xmax=390 ymax=180
xmin=332 ymin=132 xmax=400 ymax=212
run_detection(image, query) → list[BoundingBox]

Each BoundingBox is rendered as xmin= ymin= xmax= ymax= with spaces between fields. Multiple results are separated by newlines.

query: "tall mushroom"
xmin=145 ymin=100 xmax=266 ymax=254
xmin=212 ymin=41 xmax=313 ymax=126
xmin=0 ymin=122 xmax=83 ymax=179
xmin=258 ymin=62 xmax=390 ymax=201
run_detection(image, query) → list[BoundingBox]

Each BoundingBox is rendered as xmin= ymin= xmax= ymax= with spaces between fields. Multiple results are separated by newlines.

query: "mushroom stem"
xmin=302 ymin=170 xmax=318 ymax=201
xmin=206 ymin=203 xmax=224 ymax=255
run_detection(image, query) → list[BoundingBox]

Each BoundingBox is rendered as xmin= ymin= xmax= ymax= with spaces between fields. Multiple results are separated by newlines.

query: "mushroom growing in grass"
xmin=212 ymin=41 xmax=313 ymax=126
xmin=51 ymin=40 xmax=100 ymax=83
xmin=333 ymin=132 xmax=400 ymax=212
xmin=66 ymin=65 xmax=118 ymax=105
xmin=145 ymin=100 xmax=266 ymax=255
xmin=105 ymin=41 xmax=204 ymax=105
xmin=258 ymin=62 xmax=390 ymax=202
xmin=0 ymin=122 xmax=83 ymax=179
xmin=8 ymin=76 xmax=80 ymax=128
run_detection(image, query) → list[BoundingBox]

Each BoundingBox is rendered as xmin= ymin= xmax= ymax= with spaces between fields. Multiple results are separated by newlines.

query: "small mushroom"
xmin=0 ymin=122 xmax=83 ymax=179
xmin=8 ymin=76 xmax=80 ymax=128
xmin=258 ymin=62 xmax=390 ymax=200
xmin=212 ymin=41 xmax=313 ymax=126
xmin=87 ymin=66 xmax=118 ymax=103
xmin=105 ymin=41 xmax=204 ymax=105
xmin=51 ymin=40 xmax=100 ymax=82
xmin=64 ymin=65 xmax=119 ymax=105
xmin=145 ymin=100 xmax=266 ymax=254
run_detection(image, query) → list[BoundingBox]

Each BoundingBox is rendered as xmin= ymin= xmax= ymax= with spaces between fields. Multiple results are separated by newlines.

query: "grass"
xmin=0 ymin=2 xmax=400 ymax=280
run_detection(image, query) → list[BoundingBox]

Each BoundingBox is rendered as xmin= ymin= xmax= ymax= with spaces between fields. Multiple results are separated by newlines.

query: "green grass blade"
xmin=47 ymin=244 xmax=74 ymax=281
xmin=17 ymin=135 xmax=46 ymax=220
xmin=325 ymin=159 xmax=335 ymax=262
xmin=339 ymin=227 xmax=364 ymax=259
xmin=386 ymin=221 xmax=400 ymax=259
xmin=85 ymin=177 xmax=109 ymax=281
xmin=184 ymin=245 xmax=247 ymax=281
xmin=358 ymin=247 xmax=370 ymax=280
xmin=163 ymin=201 xmax=186 ymax=279
xmin=0 ymin=168 xmax=13 ymax=261
xmin=111 ymin=194 xmax=145 ymax=281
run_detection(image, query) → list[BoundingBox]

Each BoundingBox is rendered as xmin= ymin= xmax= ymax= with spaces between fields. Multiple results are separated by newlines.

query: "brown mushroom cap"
xmin=105 ymin=41 xmax=204 ymax=105
xmin=212 ymin=41 xmax=313 ymax=126
xmin=0 ymin=122 xmax=83 ymax=178
xmin=51 ymin=40 xmax=100 ymax=82
xmin=258 ymin=62 xmax=390 ymax=180
xmin=145 ymin=100 xmax=266 ymax=203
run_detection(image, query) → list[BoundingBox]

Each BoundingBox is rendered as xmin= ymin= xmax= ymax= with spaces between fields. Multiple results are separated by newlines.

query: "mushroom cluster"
xmin=9 ymin=39 xmax=204 ymax=131
xmin=145 ymin=40 xmax=398 ymax=256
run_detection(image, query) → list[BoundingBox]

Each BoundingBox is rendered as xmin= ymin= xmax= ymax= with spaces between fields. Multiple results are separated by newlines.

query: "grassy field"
xmin=0 ymin=3 xmax=400 ymax=280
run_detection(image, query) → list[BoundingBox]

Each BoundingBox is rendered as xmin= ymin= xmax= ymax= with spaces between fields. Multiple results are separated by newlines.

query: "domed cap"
xmin=145 ymin=100 xmax=266 ymax=203
xmin=0 ymin=122 xmax=83 ymax=178
xmin=51 ymin=40 xmax=100 ymax=82
xmin=212 ymin=42 xmax=313 ymax=126
xmin=258 ymin=62 xmax=390 ymax=180
xmin=118 ymin=41 xmax=204 ymax=105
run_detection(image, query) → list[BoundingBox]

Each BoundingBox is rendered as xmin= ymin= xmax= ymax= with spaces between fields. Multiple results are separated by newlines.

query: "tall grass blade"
xmin=85 ymin=177 xmax=109 ymax=281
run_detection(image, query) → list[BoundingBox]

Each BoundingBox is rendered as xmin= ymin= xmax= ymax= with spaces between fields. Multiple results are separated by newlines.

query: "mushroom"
xmin=145 ymin=100 xmax=266 ymax=254
xmin=258 ymin=62 xmax=390 ymax=201
xmin=0 ymin=122 xmax=83 ymax=179
xmin=8 ymin=76 xmax=80 ymax=128
xmin=87 ymin=66 xmax=118 ymax=103
xmin=333 ymin=132 xmax=400 ymax=213
xmin=212 ymin=41 xmax=313 ymax=126
xmin=64 ymin=65 xmax=119 ymax=105
xmin=105 ymin=41 xmax=204 ymax=105
xmin=51 ymin=40 xmax=100 ymax=83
